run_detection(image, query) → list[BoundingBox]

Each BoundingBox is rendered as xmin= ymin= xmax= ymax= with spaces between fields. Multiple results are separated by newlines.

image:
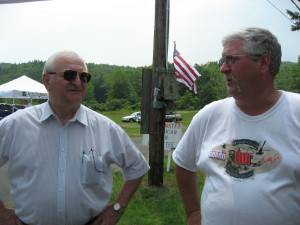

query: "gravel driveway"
xmin=0 ymin=137 xmax=148 ymax=208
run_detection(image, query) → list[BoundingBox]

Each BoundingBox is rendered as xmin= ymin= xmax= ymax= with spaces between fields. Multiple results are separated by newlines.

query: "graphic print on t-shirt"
xmin=209 ymin=139 xmax=282 ymax=179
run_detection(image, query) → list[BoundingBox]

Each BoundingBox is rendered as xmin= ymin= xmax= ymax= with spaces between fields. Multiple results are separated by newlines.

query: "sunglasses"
xmin=48 ymin=70 xmax=91 ymax=83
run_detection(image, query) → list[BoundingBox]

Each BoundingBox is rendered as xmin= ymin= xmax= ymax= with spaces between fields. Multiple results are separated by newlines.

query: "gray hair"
xmin=222 ymin=27 xmax=281 ymax=77
xmin=42 ymin=50 xmax=88 ymax=74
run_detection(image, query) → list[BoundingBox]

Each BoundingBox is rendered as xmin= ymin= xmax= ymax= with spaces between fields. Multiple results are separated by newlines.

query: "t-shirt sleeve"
xmin=172 ymin=115 xmax=200 ymax=172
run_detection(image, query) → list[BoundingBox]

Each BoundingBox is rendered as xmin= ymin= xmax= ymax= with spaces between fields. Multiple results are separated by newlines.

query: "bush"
xmin=105 ymin=98 xmax=127 ymax=111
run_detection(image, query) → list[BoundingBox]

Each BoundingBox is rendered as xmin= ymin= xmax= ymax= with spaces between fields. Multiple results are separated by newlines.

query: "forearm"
xmin=0 ymin=199 xmax=11 ymax=220
xmin=0 ymin=199 xmax=23 ymax=225
xmin=86 ymin=175 xmax=145 ymax=225
xmin=174 ymin=164 xmax=201 ymax=217
xmin=114 ymin=175 xmax=144 ymax=209
xmin=0 ymin=199 xmax=5 ymax=210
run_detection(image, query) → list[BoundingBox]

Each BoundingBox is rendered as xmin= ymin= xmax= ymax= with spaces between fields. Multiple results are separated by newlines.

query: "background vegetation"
xmin=1 ymin=57 xmax=299 ymax=110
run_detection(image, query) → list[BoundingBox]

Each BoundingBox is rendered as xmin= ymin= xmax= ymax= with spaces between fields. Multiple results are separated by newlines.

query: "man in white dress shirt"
xmin=0 ymin=50 xmax=150 ymax=225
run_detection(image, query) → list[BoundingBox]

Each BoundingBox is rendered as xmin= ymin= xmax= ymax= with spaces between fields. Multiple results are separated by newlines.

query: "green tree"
xmin=83 ymin=82 xmax=96 ymax=106
xmin=105 ymin=67 xmax=130 ymax=100
xmin=196 ymin=62 xmax=228 ymax=109
xmin=287 ymin=9 xmax=300 ymax=31
xmin=275 ymin=60 xmax=300 ymax=93
xmin=176 ymin=91 xmax=197 ymax=110
xmin=287 ymin=0 xmax=300 ymax=31
xmin=91 ymin=75 xmax=108 ymax=104
xmin=126 ymin=69 xmax=142 ymax=110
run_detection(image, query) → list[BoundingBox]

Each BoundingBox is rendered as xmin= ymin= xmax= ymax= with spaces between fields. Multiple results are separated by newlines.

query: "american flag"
xmin=173 ymin=46 xmax=201 ymax=94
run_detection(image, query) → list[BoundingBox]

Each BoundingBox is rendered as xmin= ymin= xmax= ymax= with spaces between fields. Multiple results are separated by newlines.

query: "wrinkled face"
xmin=43 ymin=54 xmax=88 ymax=108
xmin=220 ymin=41 xmax=261 ymax=98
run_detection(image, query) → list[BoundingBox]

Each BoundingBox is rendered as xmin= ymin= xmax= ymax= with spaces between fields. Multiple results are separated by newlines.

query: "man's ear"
xmin=259 ymin=54 xmax=271 ymax=74
xmin=42 ymin=74 xmax=51 ymax=92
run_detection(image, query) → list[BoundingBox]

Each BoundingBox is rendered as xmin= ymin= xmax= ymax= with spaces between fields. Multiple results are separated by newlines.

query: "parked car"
xmin=136 ymin=115 xmax=141 ymax=123
xmin=0 ymin=103 xmax=20 ymax=120
xmin=165 ymin=111 xmax=183 ymax=122
xmin=122 ymin=112 xmax=141 ymax=122
xmin=11 ymin=104 xmax=27 ymax=109
xmin=137 ymin=111 xmax=182 ymax=123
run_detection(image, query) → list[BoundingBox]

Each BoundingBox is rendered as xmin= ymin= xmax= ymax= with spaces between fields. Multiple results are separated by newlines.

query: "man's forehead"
xmin=54 ymin=55 xmax=85 ymax=69
xmin=222 ymin=41 xmax=244 ymax=55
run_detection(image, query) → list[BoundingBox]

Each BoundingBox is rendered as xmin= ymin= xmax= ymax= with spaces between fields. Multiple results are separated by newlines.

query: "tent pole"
xmin=13 ymin=97 xmax=15 ymax=112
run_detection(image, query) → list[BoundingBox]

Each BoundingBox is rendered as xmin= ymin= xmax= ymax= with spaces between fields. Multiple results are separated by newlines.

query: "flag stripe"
xmin=176 ymin=77 xmax=194 ymax=92
xmin=173 ymin=47 xmax=201 ymax=94
xmin=174 ymin=58 xmax=196 ymax=85
xmin=174 ymin=63 xmax=194 ymax=87
xmin=175 ymin=54 xmax=200 ymax=80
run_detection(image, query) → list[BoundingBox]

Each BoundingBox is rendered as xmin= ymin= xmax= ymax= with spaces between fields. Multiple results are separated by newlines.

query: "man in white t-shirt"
xmin=173 ymin=27 xmax=300 ymax=225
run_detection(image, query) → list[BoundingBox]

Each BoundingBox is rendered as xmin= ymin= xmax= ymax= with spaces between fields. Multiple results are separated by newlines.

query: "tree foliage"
xmin=287 ymin=9 xmax=300 ymax=31
xmin=275 ymin=60 xmax=300 ymax=93
xmin=287 ymin=0 xmax=300 ymax=31
xmin=0 ymin=59 xmax=299 ymax=111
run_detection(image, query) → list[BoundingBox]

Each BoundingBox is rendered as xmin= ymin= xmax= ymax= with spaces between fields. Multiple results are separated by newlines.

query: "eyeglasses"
xmin=48 ymin=70 xmax=91 ymax=83
xmin=218 ymin=54 xmax=262 ymax=67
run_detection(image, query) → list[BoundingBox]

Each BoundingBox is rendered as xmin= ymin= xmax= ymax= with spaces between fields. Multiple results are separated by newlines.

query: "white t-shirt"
xmin=173 ymin=91 xmax=300 ymax=225
xmin=0 ymin=102 xmax=150 ymax=225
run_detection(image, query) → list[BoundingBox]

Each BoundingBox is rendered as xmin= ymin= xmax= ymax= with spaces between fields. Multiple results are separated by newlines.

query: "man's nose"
xmin=220 ymin=62 xmax=231 ymax=74
xmin=72 ymin=73 xmax=82 ymax=84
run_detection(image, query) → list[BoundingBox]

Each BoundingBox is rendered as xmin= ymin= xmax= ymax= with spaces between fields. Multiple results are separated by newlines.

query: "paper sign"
xmin=142 ymin=122 xmax=183 ymax=150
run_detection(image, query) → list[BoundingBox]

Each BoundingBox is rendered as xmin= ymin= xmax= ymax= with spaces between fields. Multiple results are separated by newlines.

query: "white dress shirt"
xmin=0 ymin=102 xmax=150 ymax=225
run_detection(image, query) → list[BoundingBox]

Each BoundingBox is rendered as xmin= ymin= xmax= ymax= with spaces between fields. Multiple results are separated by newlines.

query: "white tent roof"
xmin=0 ymin=75 xmax=48 ymax=99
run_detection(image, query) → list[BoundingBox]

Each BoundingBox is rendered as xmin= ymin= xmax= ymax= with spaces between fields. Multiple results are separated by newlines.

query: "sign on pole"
xmin=142 ymin=122 xmax=182 ymax=171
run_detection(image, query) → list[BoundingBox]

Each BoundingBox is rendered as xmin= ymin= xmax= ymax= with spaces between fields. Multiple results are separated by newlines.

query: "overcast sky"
xmin=0 ymin=0 xmax=299 ymax=67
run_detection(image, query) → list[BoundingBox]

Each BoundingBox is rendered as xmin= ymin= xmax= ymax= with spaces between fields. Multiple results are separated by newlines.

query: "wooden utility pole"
xmin=148 ymin=0 xmax=169 ymax=186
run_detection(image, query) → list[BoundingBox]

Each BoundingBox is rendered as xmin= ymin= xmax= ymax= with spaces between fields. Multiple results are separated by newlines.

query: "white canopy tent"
xmin=0 ymin=75 xmax=48 ymax=103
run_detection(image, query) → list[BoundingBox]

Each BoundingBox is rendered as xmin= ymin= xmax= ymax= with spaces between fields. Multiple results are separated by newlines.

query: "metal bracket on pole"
xmin=152 ymin=67 xmax=166 ymax=109
xmin=153 ymin=87 xmax=165 ymax=108
xmin=152 ymin=68 xmax=179 ymax=109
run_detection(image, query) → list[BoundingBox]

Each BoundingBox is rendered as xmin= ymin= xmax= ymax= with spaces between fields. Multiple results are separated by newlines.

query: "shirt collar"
xmin=73 ymin=105 xmax=88 ymax=126
xmin=40 ymin=101 xmax=88 ymax=126
xmin=39 ymin=101 xmax=54 ymax=122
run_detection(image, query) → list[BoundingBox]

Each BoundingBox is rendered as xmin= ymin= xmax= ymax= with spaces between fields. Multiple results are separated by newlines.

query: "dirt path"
xmin=0 ymin=137 xmax=149 ymax=208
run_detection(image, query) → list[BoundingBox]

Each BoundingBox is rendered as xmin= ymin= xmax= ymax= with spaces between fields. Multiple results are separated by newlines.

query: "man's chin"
xmin=227 ymin=87 xmax=235 ymax=95
xmin=66 ymin=96 xmax=83 ymax=105
xmin=227 ymin=85 xmax=242 ymax=95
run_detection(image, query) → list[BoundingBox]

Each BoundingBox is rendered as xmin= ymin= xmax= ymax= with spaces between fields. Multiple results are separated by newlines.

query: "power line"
xmin=266 ymin=0 xmax=296 ymax=24
xmin=291 ymin=0 xmax=300 ymax=11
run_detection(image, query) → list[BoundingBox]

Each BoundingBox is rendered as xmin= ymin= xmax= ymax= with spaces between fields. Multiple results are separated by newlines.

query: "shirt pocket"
xmin=81 ymin=151 xmax=104 ymax=185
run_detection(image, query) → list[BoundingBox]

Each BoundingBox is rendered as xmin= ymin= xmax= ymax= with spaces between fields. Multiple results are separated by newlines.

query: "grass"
xmin=99 ymin=110 xmax=204 ymax=224
xmin=110 ymin=158 xmax=205 ymax=225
